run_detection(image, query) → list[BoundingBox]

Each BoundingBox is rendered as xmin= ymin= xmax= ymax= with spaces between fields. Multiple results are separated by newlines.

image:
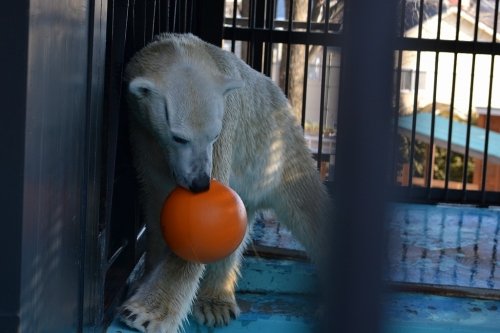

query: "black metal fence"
xmin=392 ymin=0 xmax=500 ymax=206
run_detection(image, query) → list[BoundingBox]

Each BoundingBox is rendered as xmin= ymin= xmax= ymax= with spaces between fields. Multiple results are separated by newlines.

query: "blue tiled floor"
xmin=389 ymin=204 xmax=500 ymax=290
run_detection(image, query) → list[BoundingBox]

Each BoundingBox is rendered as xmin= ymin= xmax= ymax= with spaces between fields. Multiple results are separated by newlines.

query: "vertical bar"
xmin=481 ymin=59 xmax=496 ymax=201
xmin=250 ymin=0 xmax=265 ymax=71
xmin=315 ymin=0 xmax=331 ymax=169
xmin=437 ymin=0 xmax=444 ymax=39
xmin=189 ymin=0 xmax=195 ymax=32
xmin=194 ymin=0 xmax=225 ymax=46
xmin=231 ymin=0 xmax=238 ymax=52
xmin=426 ymin=52 xmax=439 ymax=191
xmin=0 ymin=1 xmax=29 ymax=331
xmin=317 ymin=47 xmax=328 ymax=170
xmin=481 ymin=0 xmax=500 ymax=204
xmin=283 ymin=0 xmax=294 ymax=96
xmin=146 ymin=0 xmax=156 ymax=41
xmin=407 ymin=51 xmax=421 ymax=189
xmin=300 ymin=0 xmax=313 ymax=128
xmin=327 ymin=0 xmax=396 ymax=333
xmin=425 ymin=0 xmax=444 ymax=195
xmin=263 ymin=0 xmax=275 ymax=76
xmin=456 ymin=0 xmax=463 ymax=41
xmin=171 ymin=0 xmax=177 ymax=32
xmin=407 ymin=0 xmax=425 ymax=189
xmin=444 ymin=52 xmax=458 ymax=197
xmin=183 ymin=0 xmax=188 ymax=32
xmin=462 ymin=53 xmax=476 ymax=197
xmin=300 ymin=45 xmax=310 ymax=129
xmin=461 ymin=0 xmax=482 ymax=198
xmin=391 ymin=0 xmax=406 ymax=186
xmin=493 ymin=0 xmax=500 ymax=44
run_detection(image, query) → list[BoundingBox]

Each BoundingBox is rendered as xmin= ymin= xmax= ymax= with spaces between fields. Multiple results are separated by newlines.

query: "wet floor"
xmin=389 ymin=204 xmax=500 ymax=290
xmin=252 ymin=204 xmax=500 ymax=291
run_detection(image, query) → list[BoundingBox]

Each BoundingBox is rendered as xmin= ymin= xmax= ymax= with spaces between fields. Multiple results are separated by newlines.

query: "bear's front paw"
xmin=192 ymin=294 xmax=240 ymax=327
xmin=120 ymin=298 xmax=180 ymax=333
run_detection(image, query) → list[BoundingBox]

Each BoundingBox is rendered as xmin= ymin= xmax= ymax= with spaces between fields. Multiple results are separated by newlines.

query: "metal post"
xmin=325 ymin=0 xmax=397 ymax=332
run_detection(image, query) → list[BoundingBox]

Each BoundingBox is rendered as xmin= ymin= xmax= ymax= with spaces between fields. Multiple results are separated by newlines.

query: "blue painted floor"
xmin=108 ymin=204 xmax=500 ymax=333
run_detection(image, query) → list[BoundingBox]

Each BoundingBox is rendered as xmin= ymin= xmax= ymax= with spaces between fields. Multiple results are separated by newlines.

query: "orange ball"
xmin=160 ymin=179 xmax=247 ymax=263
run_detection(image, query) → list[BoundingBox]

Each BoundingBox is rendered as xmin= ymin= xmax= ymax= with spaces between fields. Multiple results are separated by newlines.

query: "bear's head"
xmin=127 ymin=62 xmax=242 ymax=193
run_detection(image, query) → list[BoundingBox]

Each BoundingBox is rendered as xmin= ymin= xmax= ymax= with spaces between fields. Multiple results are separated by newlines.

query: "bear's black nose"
xmin=189 ymin=174 xmax=210 ymax=193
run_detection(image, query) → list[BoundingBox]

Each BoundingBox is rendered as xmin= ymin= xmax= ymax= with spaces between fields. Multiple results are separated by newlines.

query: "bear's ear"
xmin=218 ymin=76 xmax=244 ymax=95
xmin=129 ymin=77 xmax=157 ymax=98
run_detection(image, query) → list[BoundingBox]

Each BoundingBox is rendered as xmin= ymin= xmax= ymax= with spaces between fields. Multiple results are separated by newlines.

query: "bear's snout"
xmin=189 ymin=174 xmax=211 ymax=193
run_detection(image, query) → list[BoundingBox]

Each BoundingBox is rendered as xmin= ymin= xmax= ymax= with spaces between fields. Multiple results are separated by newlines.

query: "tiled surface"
xmin=389 ymin=204 xmax=500 ymax=290
xmin=253 ymin=204 xmax=500 ymax=291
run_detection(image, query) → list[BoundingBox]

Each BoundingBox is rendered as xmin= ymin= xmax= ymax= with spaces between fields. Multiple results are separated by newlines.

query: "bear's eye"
xmin=173 ymin=136 xmax=189 ymax=144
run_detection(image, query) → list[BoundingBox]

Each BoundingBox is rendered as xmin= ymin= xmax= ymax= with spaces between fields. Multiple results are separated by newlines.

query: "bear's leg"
xmin=271 ymin=174 xmax=329 ymax=265
xmin=192 ymin=230 xmax=250 ymax=327
xmin=120 ymin=252 xmax=205 ymax=333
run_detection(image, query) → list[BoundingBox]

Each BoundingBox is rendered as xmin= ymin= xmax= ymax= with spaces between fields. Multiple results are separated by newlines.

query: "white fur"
xmin=121 ymin=33 xmax=329 ymax=333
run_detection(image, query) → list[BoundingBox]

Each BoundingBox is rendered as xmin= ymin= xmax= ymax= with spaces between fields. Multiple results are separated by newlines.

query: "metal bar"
xmin=231 ymin=0 xmax=238 ymax=52
xmin=224 ymin=17 xmax=342 ymax=33
xmin=425 ymin=0 xmax=445 ymax=195
xmin=474 ymin=0 xmax=481 ymax=42
xmin=444 ymin=52 xmax=458 ymax=198
xmin=316 ymin=46 xmax=328 ymax=170
xmin=0 ymin=0 xmax=29 ymax=330
xmin=390 ymin=0 xmax=407 ymax=186
xmin=154 ymin=0 xmax=160 ymax=35
xmin=263 ymin=0 xmax=275 ymax=76
xmin=395 ymin=186 xmax=500 ymax=205
xmin=171 ymin=0 xmax=177 ymax=32
xmin=493 ymin=0 xmax=500 ymax=43
xmin=300 ymin=44 xmax=309 ymax=129
xmin=183 ymin=0 xmax=188 ymax=32
xmin=456 ymin=0 xmax=463 ymax=41
xmin=324 ymin=0 xmax=331 ymax=33
xmin=426 ymin=52 xmax=440 ymax=192
xmin=460 ymin=1 xmax=482 ymax=198
xmin=223 ymin=27 xmax=343 ymax=47
xmin=481 ymin=55 xmax=496 ymax=200
xmin=407 ymin=50 xmax=422 ymax=189
xmin=328 ymin=0 xmax=396 ymax=331
xmin=283 ymin=0 xmax=294 ymax=97
xmin=418 ymin=0 xmax=424 ymax=38
xmin=306 ymin=0 xmax=312 ymax=33
xmin=189 ymin=0 xmax=195 ymax=32
xmin=193 ymin=0 xmax=225 ymax=45
xmin=407 ymin=0 xmax=425 ymax=189
xmin=437 ymin=0 xmax=444 ymax=39
xmin=250 ymin=0 xmax=265 ymax=71
xmin=462 ymin=53 xmax=476 ymax=198
xmin=147 ymin=0 xmax=156 ymax=41
xmin=392 ymin=50 xmax=404 ymax=186
xmin=395 ymin=37 xmax=500 ymax=54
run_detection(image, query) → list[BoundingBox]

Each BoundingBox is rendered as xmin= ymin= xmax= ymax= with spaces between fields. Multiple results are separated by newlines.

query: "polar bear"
xmin=121 ymin=33 xmax=329 ymax=333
